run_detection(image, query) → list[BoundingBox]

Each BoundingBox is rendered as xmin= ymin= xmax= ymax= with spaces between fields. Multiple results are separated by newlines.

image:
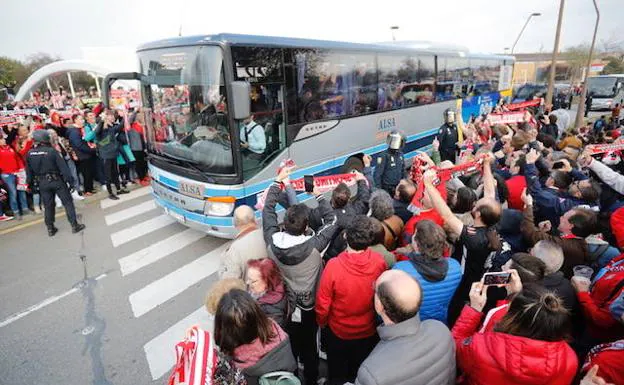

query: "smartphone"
xmin=552 ymin=161 xmax=565 ymax=170
xmin=482 ymin=271 xmax=511 ymax=286
xmin=304 ymin=175 xmax=314 ymax=193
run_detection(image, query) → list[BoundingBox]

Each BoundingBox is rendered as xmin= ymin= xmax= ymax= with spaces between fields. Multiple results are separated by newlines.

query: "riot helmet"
xmin=387 ymin=130 xmax=405 ymax=150
xmin=444 ymin=109 xmax=456 ymax=124
xmin=32 ymin=129 xmax=50 ymax=144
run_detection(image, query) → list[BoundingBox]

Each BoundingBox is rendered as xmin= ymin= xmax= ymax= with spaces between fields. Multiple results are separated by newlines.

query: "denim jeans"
xmin=1 ymin=173 xmax=28 ymax=214
xmin=66 ymin=158 xmax=80 ymax=191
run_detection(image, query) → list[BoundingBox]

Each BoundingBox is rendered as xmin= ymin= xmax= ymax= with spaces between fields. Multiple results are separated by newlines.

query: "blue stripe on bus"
xmin=155 ymin=127 xmax=439 ymax=199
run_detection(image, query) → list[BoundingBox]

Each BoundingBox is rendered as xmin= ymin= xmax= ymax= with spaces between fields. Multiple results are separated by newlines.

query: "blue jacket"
xmin=393 ymin=258 xmax=462 ymax=324
xmin=67 ymin=127 xmax=96 ymax=160
xmin=525 ymin=163 xmax=585 ymax=226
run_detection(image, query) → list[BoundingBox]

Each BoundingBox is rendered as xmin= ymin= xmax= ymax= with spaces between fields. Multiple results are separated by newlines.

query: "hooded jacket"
xmin=452 ymin=305 xmax=578 ymax=385
xmin=262 ymin=182 xmax=338 ymax=310
xmin=393 ymin=255 xmax=462 ymax=324
xmin=236 ymin=320 xmax=297 ymax=385
xmin=315 ymin=248 xmax=387 ymax=340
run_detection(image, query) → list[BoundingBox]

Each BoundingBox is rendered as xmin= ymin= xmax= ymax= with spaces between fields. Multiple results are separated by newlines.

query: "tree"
xmin=563 ymin=44 xmax=591 ymax=83
xmin=601 ymin=56 xmax=624 ymax=75
xmin=0 ymin=57 xmax=27 ymax=87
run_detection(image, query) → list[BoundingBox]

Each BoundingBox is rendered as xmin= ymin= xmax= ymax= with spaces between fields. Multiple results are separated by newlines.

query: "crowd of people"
xmin=195 ymin=103 xmax=624 ymax=385
xmin=0 ymin=87 xmax=149 ymax=224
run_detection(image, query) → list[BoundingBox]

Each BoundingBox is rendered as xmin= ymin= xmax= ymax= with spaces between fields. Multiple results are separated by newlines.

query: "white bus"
xmin=103 ymin=34 xmax=514 ymax=238
xmin=587 ymin=74 xmax=624 ymax=110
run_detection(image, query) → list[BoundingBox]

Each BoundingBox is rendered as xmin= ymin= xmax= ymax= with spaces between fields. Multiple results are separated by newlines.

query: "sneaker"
xmin=101 ymin=185 xmax=108 ymax=192
xmin=0 ymin=215 xmax=14 ymax=222
xmin=72 ymin=191 xmax=85 ymax=200
xmin=118 ymin=188 xmax=130 ymax=195
xmin=72 ymin=223 xmax=86 ymax=233
xmin=48 ymin=227 xmax=59 ymax=237
xmin=109 ymin=194 xmax=120 ymax=201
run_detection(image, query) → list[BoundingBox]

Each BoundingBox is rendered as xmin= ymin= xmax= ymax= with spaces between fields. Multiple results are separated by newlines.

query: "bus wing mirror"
xmin=102 ymin=72 xmax=144 ymax=109
xmin=231 ymin=81 xmax=251 ymax=120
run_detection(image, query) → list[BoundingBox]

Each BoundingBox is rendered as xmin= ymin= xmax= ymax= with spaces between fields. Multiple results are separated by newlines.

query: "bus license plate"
xmin=165 ymin=207 xmax=186 ymax=224
xmin=179 ymin=181 xmax=205 ymax=199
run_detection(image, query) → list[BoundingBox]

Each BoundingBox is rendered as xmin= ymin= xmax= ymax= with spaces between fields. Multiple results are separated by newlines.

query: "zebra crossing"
xmin=101 ymin=187 xmax=229 ymax=381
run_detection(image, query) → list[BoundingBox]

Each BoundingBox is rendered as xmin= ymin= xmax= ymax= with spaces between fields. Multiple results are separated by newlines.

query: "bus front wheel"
xmin=342 ymin=155 xmax=364 ymax=173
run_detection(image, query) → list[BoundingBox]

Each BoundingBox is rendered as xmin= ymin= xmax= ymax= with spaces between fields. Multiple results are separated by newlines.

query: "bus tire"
xmin=342 ymin=155 xmax=364 ymax=173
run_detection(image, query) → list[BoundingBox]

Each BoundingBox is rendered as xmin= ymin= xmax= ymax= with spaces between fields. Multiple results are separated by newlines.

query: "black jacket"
xmin=94 ymin=122 xmax=122 ymax=160
xmin=373 ymin=150 xmax=406 ymax=189
xmin=67 ymin=127 xmax=96 ymax=160
xmin=242 ymin=337 xmax=297 ymax=385
xmin=393 ymin=198 xmax=413 ymax=224
xmin=26 ymin=144 xmax=73 ymax=186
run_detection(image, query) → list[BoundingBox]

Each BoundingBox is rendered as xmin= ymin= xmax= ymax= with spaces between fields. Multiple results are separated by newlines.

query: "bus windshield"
xmin=138 ymin=46 xmax=234 ymax=175
xmin=587 ymin=77 xmax=619 ymax=98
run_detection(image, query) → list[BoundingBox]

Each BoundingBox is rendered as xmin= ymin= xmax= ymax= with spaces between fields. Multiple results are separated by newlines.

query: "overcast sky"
xmin=2 ymin=0 xmax=622 ymax=61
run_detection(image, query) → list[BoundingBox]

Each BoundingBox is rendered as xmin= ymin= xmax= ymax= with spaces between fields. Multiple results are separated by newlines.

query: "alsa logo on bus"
xmin=376 ymin=115 xmax=398 ymax=141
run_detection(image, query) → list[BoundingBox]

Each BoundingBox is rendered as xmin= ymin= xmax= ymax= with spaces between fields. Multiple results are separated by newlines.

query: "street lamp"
xmin=511 ymin=12 xmax=541 ymax=54
xmin=546 ymin=0 xmax=566 ymax=110
xmin=575 ymin=0 xmax=600 ymax=128
xmin=390 ymin=26 xmax=399 ymax=41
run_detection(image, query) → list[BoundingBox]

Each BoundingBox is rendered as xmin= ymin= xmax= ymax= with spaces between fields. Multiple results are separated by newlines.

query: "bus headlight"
xmin=204 ymin=196 xmax=235 ymax=216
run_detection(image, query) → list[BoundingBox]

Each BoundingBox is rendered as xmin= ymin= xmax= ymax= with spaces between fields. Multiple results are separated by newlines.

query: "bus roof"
xmin=137 ymin=33 xmax=514 ymax=61
xmin=588 ymin=74 xmax=624 ymax=78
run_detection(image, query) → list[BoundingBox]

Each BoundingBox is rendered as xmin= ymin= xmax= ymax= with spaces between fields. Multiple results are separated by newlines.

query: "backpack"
xmin=594 ymin=254 xmax=624 ymax=322
xmin=259 ymin=371 xmax=301 ymax=385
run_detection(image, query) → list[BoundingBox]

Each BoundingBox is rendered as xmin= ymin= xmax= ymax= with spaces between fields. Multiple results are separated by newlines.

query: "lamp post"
xmin=545 ymin=0 xmax=565 ymax=110
xmin=575 ymin=0 xmax=600 ymax=128
xmin=511 ymin=12 xmax=541 ymax=54
xmin=390 ymin=26 xmax=399 ymax=41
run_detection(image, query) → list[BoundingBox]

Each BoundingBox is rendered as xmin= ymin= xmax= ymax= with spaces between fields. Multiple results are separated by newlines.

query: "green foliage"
xmin=601 ymin=56 xmax=624 ymax=75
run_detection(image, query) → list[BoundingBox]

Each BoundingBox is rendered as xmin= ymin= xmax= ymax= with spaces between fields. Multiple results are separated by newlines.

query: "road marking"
xmin=144 ymin=307 xmax=214 ymax=381
xmin=100 ymin=187 xmax=152 ymax=209
xmin=119 ymin=229 xmax=206 ymax=276
xmin=129 ymin=242 xmax=228 ymax=318
xmin=104 ymin=201 xmax=156 ymax=226
xmin=0 ymin=274 xmax=107 ymax=329
xmin=110 ymin=214 xmax=176 ymax=247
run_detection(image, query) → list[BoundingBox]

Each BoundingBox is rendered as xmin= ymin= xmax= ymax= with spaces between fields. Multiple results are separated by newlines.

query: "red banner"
xmin=586 ymin=143 xmax=624 ymax=155
xmin=506 ymin=99 xmax=542 ymax=111
xmin=487 ymin=111 xmax=526 ymax=125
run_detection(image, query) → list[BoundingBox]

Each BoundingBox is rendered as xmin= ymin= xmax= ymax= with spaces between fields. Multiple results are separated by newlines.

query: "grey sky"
xmin=1 ymin=0 xmax=622 ymax=61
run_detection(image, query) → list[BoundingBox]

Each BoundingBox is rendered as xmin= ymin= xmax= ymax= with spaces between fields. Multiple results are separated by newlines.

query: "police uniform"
xmin=374 ymin=131 xmax=406 ymax=196
xmin=437 ymin=122 xmax=459 ymax=163
xmin=27 ymin=131 xmax=85 ymax=236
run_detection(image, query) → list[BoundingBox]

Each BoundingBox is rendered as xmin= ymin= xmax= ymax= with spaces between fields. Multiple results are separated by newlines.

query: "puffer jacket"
xmin=393 ymin=257 xmax=462 ymax=324
xmin=262 ymin=182 xmax=338 ymax=310
xmin=452 ymin=305 xmax=578 ymax=385
xmin=258 ymin=287 xmax=288 ymax=329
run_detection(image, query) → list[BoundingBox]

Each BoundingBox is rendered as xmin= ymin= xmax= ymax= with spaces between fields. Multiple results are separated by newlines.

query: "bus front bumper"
xmin=151 ymin=190 xmax=238 ymax=239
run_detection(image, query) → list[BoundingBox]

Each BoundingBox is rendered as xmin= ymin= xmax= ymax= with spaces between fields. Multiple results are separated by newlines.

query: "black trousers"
xmin=133 ymin=150 xmax=148 ymax=180
xmin=77 ymin=157 xmax=96 ymax=193
xmin=287 ymin=308 xmax=318 ymax=384
xmin=40 ymin=179 xmax=77 ymax=229
xmin=325 ymin=327 xmax=378 ymax=385
xmin=103 ymin=158 xmax=120 ymax=194
xmin=440 ymin=147 xmax=457 ymax=163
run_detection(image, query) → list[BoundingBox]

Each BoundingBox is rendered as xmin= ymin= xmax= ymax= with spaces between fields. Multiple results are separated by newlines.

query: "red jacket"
xmin=0 ymin=145 xmax=24 ymax=174
xmin=582 ymin=340 xmax=624 ymax=385
xmin=577 ymin=254 xmax=624 ymax=342
xmin=316 ymin=248 xmax=387 ymax=340
xmin=13 ymin=137 xmax=33 ymax=160
xmin=401 ymin=208 xmax=445 ymax=246
xmin=452 ymin=306 xmax=578 ymax=385
xmin=505 ymin=175 xmax=526 ymax=211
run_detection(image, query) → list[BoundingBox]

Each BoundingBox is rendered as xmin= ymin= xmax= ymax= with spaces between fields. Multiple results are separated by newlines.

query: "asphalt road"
xmin=0 ymin=187 xmax=228 ymax=385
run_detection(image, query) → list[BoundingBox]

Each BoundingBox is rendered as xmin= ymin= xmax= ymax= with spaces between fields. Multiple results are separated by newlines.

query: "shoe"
xmin=101 ymin=185 xmax=108 ymax=192
xmin=72 ymin=191 xmax=85 ymax=200
xmin=140 ymin=179 xmax=150 ymax=187
xmin=0 ymin=215 xmax=14 ymax=222
xmin=118 ymin=188 xmax=130 ymax=195
xmin=109 ymin=194 xmax=119 ymax=200
xmin=48 ymin=227 xmax=58 ymax=237
xmin=72 ymin=223 xmax=86 ymax=233
xmin=34 ymin=207 xmax=42 ymax=214
xmin=84 ymin=192 xmax=93 ymax=197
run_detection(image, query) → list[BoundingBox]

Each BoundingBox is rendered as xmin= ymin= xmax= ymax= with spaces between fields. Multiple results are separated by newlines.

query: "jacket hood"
xmin=243 ymin=335 xmax=296 ymax=378
xmin=270 ymin=232 xmax=313 ymax=266
xmin=483 ymin=332 xmax=577 ymax=383
xmin=337 ymin=249 xmax=384 ymax=277
xmin=542 ymin=271 xmax=565 ymax=287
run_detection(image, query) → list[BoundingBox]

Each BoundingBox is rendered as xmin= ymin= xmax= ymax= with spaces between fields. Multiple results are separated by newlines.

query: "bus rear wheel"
xmin=342 ymin=155 xmax=364 ymax=173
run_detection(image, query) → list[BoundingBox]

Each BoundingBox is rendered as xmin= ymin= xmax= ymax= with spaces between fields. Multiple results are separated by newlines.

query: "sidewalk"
xmin=0 ymin=183 xmax=147 ymax=235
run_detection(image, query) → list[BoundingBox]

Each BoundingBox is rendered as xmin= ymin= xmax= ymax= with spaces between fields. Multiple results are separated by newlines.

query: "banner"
xmin=0 ymin=109 xmax=39 ymax=116
xmin=487 ymin=111 xmax=526 ymax=125
xmin=586 ymin=143 xmax=624 ymax=156
xmin=506 ymin=99 xmax=541 ymax=111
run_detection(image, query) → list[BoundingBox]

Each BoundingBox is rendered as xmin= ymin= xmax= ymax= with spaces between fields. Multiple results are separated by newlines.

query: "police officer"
xmin=437 ymin=108 xmax=459 ymax=163
xmin=27 ymin=130 xmax=85 ymax=236
xmin=374 ymin=130 xmax=406 ymax=195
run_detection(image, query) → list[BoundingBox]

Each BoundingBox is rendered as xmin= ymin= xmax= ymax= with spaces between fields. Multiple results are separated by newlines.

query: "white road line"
xmin=119 ymin=229 xmax=206 ymax=276
xmin=129 ymin=243 xmax=229 ymax=318
xmin=0 ymin=274 xmax=107 ymax=329
xmin=110 ymin=215 xmax=176 ymax=247
xmin=104 ymin=201 xmax=156 ymax=226
xmin=100 ymin=187 xmax=152 ymax=209
xmin=144 ymin=307 xmax=214 ymax=380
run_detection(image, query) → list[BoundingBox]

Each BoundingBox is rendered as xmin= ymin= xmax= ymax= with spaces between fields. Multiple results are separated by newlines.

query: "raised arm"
xmin=423 ymin=169 xmax=464 ymax=236
xmin=482 ymin=154 xmax=496 ymax=200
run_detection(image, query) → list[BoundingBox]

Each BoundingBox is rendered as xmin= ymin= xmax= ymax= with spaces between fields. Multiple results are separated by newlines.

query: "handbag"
xmin=168 ymin=326 xmax=216 ymax=385
xmin=259 ymin=371 xmax=301 ymax=385
xmin=15 ymin=169 xmax=28 ymax=191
